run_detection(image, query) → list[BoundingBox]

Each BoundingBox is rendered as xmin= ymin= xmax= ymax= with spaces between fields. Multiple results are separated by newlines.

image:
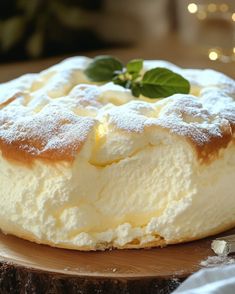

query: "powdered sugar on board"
xmin=200 ymin=255 xmax=235 ymax=268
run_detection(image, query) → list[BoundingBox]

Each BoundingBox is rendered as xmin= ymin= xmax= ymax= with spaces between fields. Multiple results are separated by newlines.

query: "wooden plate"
xmin=1 ymin=229 xmax=234 ymax=294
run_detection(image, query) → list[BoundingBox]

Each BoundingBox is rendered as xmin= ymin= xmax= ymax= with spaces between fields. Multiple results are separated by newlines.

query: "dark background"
xmin=0 ymin=0 xmax=105 ymax=62
xmin=0 ymin=0 xmax=234 ymax=78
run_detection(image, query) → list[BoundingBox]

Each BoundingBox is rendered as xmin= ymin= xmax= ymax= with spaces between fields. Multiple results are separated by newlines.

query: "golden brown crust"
xmin=0 ymin=106 xmax=96 ymax=165
xmin=0 ymin=93 xmax=20 ymax=109
xmin=188 ymin=124 xmax=233 ymax=164
xmin=0 ymin=57 xmax=234 ymax=166
xmin=0 ymin=118 xmax=233 ymax=166
xmin=2 ymin=220 xmax=235 ymax=251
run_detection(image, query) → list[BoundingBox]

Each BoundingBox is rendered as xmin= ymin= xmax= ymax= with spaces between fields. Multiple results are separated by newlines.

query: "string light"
xmin=232 ymin=13 xmax=235 ymax=22
xmin=187 ymin=2 xmax=235 ymax=62
xmin=208 ymin=50 xmax=219 ymax=61
xmin=187 ymin=2 xmax=235 ymax=21
xmin=188 ymin=3 xmax=198 ymax=14
xmin=208 ymin=48 xmax=235 ymax=62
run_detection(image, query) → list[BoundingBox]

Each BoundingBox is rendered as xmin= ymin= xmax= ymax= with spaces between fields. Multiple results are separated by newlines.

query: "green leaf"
xmin=131 ymin=83 xmax=141 ymax=97
xmin=126 ymin=59 xmax=143 ymax=74
xmin=84 ymin=55 xmax=123 ymax=82
xmin=141 ymin=68 xmax=190 ymax=98
xmin=131 ymin=72 xmax=141 ymax=80
xmin=113 ymin=75 xmax=128 ymax=88
xmin=84 ymin=56 xmax=191 ymax=100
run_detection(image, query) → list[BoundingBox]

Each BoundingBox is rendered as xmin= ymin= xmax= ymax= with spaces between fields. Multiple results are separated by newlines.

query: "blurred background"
xmin=0 ymin=0 xmax=234 ymax=80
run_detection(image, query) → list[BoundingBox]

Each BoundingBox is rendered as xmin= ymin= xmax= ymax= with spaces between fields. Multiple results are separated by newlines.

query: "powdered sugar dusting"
xmin=0 ymin=57 xmax=234 ymax=163
xmin=0 ymin=103 xmax=96 ymax=162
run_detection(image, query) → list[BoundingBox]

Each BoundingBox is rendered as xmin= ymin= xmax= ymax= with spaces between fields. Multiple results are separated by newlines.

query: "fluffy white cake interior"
xmin=0 ymin=57 xmax=234 ymax=250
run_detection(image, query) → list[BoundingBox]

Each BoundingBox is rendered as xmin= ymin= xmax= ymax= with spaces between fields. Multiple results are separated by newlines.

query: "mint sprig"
xmin=84 ymin=55 xmax=123 ymax=82
xmin=84 ymin=56 xmax=190 ymax=99
xmin=126 ymin=59 xmax=143 ymax=74
xmin=141 ymin=68 xmax=190 ymax=98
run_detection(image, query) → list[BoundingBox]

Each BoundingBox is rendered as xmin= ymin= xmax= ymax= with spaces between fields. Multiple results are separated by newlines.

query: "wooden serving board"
xmin=1 ymin=229 xmax=234 ymax=294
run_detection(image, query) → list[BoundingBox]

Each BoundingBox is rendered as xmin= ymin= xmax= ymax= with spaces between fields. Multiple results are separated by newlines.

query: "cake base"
xmin=0 ymin=230 xmax=234 ymax=294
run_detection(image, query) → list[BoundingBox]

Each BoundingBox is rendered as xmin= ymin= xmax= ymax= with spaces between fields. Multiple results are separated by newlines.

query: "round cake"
xmin=0 ymin=57 xmax=234 ymax=250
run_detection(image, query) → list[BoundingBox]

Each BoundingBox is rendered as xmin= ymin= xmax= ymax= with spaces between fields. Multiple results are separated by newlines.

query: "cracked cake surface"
xmin=0 ymin=57 xmax=234 ymax=250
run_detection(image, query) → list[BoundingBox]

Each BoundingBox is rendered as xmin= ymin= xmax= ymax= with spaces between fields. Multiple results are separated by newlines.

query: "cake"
xmin=0 ymin=57 xmax=234 ymax=250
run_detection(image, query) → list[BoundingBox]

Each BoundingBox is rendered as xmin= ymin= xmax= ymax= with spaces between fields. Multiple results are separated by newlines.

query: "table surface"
xmin=0 ymin=35 xmax=234 ymax=83
xmin=0 ymin=230 xmax=229 ymax=279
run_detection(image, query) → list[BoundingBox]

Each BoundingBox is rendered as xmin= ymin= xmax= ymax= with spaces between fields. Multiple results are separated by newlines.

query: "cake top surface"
xmin=0 ymin=57 xmax=234 ymax=165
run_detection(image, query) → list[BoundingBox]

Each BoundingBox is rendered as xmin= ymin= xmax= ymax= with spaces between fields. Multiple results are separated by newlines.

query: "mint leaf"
xmin=84 ymin=56 xmax=191 ymax=99
xmin=126 ymin=59 xmax=143 ymax=74
xmin=131 ymin=83 xmax=141 ymax=97
xmin=141 ymin=68 xmax=190 ymax=98
xmin=84 ymin=55 xmax=123 ymax=82
xmin=113 ymin=75 xmax=128 ymax=88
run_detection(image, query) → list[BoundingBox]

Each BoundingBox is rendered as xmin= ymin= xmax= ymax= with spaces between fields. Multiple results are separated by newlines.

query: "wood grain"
xmin=0 ymin=232 xmax=212 ymax=278
xmin=1 ymin=229 xmax=234 ymax=293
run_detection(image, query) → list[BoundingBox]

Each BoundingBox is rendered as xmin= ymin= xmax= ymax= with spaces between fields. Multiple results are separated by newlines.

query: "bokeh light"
xmin=208 ymin=49 xmax=220 ymax=61
xmin=188 ymin=3 xmax=198 ymax=14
